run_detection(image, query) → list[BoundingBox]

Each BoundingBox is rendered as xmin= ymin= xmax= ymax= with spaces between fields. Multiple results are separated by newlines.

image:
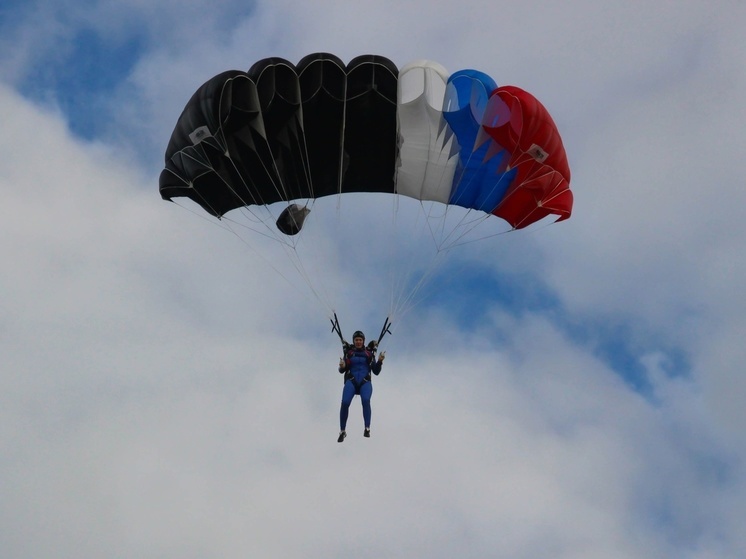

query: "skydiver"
xmin=337 ymin=331 xmax=385 ymax=442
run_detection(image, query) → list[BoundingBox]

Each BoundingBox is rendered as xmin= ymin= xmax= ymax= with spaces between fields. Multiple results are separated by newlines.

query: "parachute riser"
xmin=376 ymin=316 xmax=393 ymax=346
xmin=331 ymin=314 xmax=391 ymax=352
xmin=330 ymin=312 xmax=347 ymax=349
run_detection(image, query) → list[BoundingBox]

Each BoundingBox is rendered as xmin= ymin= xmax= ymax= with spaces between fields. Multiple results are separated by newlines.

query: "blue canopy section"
xmin=442 ymin=70 xmax=517 ymax=213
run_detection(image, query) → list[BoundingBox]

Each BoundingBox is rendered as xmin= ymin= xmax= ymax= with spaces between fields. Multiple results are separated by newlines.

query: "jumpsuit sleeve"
xmin=371 ymin=355 xmax=382 ymax=375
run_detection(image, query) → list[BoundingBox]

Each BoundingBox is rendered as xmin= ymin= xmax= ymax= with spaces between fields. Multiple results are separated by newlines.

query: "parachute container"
xmin=276 ymin=203 xmax=311 ymax=236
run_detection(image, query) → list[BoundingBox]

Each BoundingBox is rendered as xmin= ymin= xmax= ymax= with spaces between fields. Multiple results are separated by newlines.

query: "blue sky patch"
xmin=424 ymin=261 xmax=562 ymax=326
xmin=20 ymin=27 xmax=145 ymax=139
xmin=424 ymin=262 xmax=692 ymax=395
xmin=566 ymin=316 xmax=692 ymax=396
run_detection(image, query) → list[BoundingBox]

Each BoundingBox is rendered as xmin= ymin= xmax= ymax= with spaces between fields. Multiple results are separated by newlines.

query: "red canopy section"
xmin=483 ymin=86 xmax=573 ymax=229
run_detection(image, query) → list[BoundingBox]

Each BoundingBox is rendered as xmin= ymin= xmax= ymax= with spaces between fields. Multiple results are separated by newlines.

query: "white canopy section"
xmin=395 ymin=60 xmax=459 ymax=204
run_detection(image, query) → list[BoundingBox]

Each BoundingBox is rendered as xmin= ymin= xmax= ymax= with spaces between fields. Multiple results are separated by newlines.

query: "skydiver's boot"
xmin=364 ymin=428 xmax=370 ymax=438
xmin=337 ymin=431 xmax=347 ymax=443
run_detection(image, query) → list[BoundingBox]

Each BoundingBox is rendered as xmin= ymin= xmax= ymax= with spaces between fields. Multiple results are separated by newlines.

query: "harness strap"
xmin=343 ymin=348 xmax=373 ymax=391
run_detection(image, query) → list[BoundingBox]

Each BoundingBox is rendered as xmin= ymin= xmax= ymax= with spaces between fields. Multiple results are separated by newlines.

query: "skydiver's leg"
xmin=339 ymin=380 xmax=356 ymax=431
xmin=359 ymin=382 xmax=373 ymax=429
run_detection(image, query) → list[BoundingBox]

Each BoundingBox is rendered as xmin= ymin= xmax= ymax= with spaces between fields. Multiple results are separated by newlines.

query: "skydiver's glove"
xmin=367 ymin=340 xmax=378 ymax=351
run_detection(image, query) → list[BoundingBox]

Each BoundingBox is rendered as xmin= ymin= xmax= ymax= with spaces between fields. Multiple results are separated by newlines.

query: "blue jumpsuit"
xmin=339 ymin=346 xmax=382 ymax=430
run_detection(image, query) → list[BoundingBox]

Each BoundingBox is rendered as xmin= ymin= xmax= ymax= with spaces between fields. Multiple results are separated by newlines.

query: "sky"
xmin=1 ymin=0 xmax=745 ymax=557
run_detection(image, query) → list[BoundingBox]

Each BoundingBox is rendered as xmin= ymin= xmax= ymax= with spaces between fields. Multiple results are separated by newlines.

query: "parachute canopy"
xmin=159 ymin=53 xmax=572 ymax=230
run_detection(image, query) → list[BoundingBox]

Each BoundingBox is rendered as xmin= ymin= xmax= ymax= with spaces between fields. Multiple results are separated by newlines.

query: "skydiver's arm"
xmin=371 ymin=355 xmax=382 ymax=375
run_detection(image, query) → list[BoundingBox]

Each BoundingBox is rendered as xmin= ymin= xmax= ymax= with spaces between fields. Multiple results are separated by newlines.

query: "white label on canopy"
xmin=189 ymin=126 xmax=212 ymax=145
xmin=528 ymin=143 xmax=549 ymax=163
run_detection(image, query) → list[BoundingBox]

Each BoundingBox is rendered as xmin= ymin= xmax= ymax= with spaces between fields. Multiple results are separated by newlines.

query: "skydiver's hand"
xmin=339 ymin=358 xmax=345 ymax=368
xmin=378 ymin=351 xmax=385 ymax=363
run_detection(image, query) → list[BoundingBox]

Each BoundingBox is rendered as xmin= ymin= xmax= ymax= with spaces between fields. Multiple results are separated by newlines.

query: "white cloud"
xmin=2 ymin=1 xmax=746 ymax=557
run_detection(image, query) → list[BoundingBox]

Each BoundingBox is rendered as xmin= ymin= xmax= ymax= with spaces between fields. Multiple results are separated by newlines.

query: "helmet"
xmin=352 ymin=330 xmax=365 ymax=341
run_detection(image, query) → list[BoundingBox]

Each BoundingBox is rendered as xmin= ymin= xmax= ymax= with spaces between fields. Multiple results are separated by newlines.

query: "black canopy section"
xmin=297 ymin=52 xmax=347 ymax=199
xmin=159 ymin=70 xmax=250 ymax=217
xmin=341 ymin=55 xmax=398 ymax=194
xmin=246 ymin=57 xmax=310 ymax=203
xmin=159 ymin=54 xmax=400 ymax=218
